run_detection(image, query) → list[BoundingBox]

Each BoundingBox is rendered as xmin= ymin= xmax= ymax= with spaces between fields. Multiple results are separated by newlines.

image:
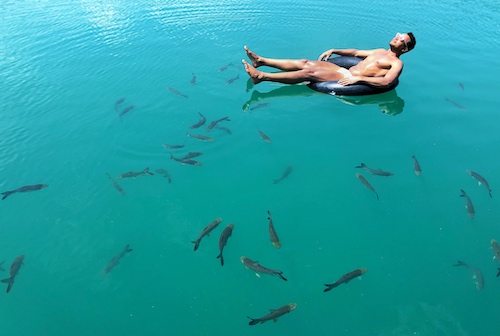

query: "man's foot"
xmin=244 ymin=46 xmax=263 ymax=67
xmin=242 ymin=60 xmax=263 ymax=84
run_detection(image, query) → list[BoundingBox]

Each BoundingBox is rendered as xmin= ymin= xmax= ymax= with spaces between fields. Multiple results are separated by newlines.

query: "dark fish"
xmin=412 ymin=154 xmax=422 ymax=176
xmin=466 ymin=170 xmax=492 ymax=198
xmin=189 ymin=112 xmax=206 ymax=129
xmin=106 ymin=173 xmax=126 ymax=195
xmin=445 ymin=97 xmax=467 ymax=111
xmin=249 ymin=103 xmax=270 ymax=111
xmin=1 ymin=255 xmax=25 ymax=293
xmin=240 ymin=256 xmax=287 ymax=281
xmin=0 ymin=260 xmax=4 ymax=272
xmin=267 ymin=210 xmax=281 ymax=249
xmin=458 ymin=83 xmax=464 ymax=91
xmin=118 ymin=104 xmax=136 ymax=118
xmin=214 ymin=126 xmax=232 ymax=135
xmin=162 ymin=143 xmax=185 ymax=149
xmin=460 ymin=189 xmax=475 ymax=218
xmin=170 ymin=153 xmax=202 ymax=166
xmin=103 ymin=244 xmax=133 ymax=275
xmin=118 ymin=167 xmax=154 ymax=179
xmin=453 ymin=260 xmax=483 ymax=291
xmin=207 ymin=116 xmax=230 ymax=132
xmin=273 ymin=165 xmax=292 ymax=184
xmin=226 ymin=74 xmax=240 ymax=85
xmin=1 ymin=184 xmax=48 ymax=200
xmin=155 ymin=168 xmax=172 ymax=183
xmin=190 ymin=73 xmax=196 ymax=85
xmin=218 ymin=63 xmax=233 ymax=72
xmin=192 ymin=218 xmax=222 ymax=251
xmin=114 ymin=97 xmax=126 ymax=111
xmin=167 ymin=87 xmax=188 ymax=99
xmin=324 ymin=268 xmax=367 ymax=292
xmin=355 ymin=163 xmax=394 ymax=176
xmin=186 ymin=133 xmax=215 ymax=142
xmin=258 ymin=129 xmax=271 ymax=143
xmin=216 ymin=224 xmax=234 ymax=266
xmin=181 ymin=152 xmax=203 ymax=160
xmin=491 ymin=239 xmax=500 ymax=277
xmin=247 ymin=303 xmax=297 ymax=326
xmin=356 ymin=173 xmax=379 ymax=200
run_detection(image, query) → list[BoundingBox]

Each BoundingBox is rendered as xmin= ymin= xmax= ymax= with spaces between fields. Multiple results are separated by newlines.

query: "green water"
xmin=1 ymin=0 xmax=500 ymax=335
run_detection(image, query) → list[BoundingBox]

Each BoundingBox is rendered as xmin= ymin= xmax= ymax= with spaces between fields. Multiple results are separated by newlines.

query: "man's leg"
xmin=242 ymin=60 xmax=344 ymax=85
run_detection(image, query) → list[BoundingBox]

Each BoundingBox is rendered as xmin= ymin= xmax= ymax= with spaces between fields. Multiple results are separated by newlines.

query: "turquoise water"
xmin=1 ymin=0 xmax=500 ymax=334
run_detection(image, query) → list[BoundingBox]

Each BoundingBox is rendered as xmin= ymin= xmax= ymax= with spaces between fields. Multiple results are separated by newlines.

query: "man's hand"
xmin=338 ymin=76 xmax=361 ymax=86
xmin=318 ymin=49 xmax=334 ymax=61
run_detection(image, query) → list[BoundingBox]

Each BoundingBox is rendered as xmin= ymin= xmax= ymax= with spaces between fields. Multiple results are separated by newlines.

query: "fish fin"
xmin=453 ymin=260 xmax=466 ymax=267
xmin=247 ymin=317 xmax=259 ymax=326
xmin=459 ymin=190 xmax=467 ymax=197
xmin=1 ymin=277 xmax=14 ymax=293
xmin=255 ymin=273 xmax=261 ymax=278
xmin=191 ymin=240 xmax=200 ymax=251
xmin=277 ymin=273 xmax=288 ymax=281
xmin=497 ymin=268 xmax=500 ymax=277
xmin=477 ymin=181 xmax=482 ymax=186
xmin=216 ymin=253 xmax=224 ymax=266
xmin=323 ymin=284 xmax=334 ymax=292
xmin=273 ymin=318 xmax=279 ymax=322
xmin=1 ymin=191 xmax=13 ymax=200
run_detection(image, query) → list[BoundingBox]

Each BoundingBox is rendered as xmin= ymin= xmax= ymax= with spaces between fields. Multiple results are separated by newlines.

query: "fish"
xmin=445 ymin=97 xmax=467 ymax=111
xmin=453 ymin=260 xmax=484 ymax=291
xmin=226 ymin=74 xmax=240 ymax=85
xmin=267 ymin=210 xmax=281 ymax=249
xmin=458 ymin=82 xmax=464 ymax=91
xmin=214 ymin=126 xmax=232 ymax=135
xmin=324 ymin=268 xmax=367 ymax=292
xmin=273 ymin=165 xmax=292 ymax=184
xmin=216 ymin=224 xmax=234 ymax=266
xmin=207 ymin=116 xmax=230 ymax=132
xmin=249 ymin=103 xmax=270 ymax=111
xmin=167 ymin=87 xmax=188 ymax=99
xmin=170 ymin=153 xmax=202 ymax=166
xmin=460 ymin=189 xmax=475 ymax=218
xmin=240 ymin=256 xmax=287 ymax=281
xmin=355 ymin=163 xmax=394 ymax=176
xmin=247 ymin=303 xmax=297 ymax=326
xmin=192 ymin=218 xmax=222 ymax=251
xmin=189 ymin=112 xmax=206 ymax=129
xmin=412 ymin=154 xmax=422 ymax=176
xmin=186 ymin=133 xmax=215 ymax=142
xmin=155 ymin=168 xmax=172 ymax=183
xmin=356 ymin=173 xmax=379 ymax=200
xmin=117 ymin=167 xmax=154 ymax=179
xmin=181 ymin=152 xmax=203 ymax=160
xmin=162 ymin=143 xmax=185 ymax=149
xmin=106 ymin=173 xmax=126 ymax=195
xmin=466 ymin=170 xmax=492 ymax=198
xmin=0 ymin=260 xmax=4 ymax=271
xmin=258 ymin=129 xmax=272 ymax=143
xmin=190 ymin=72 xmax=196 ymax=85
xmin=1 ymin=255 xmax=25 ymax=293
xmin=114 ymin=97 xmax=126 ymax=111
xmin=217 ymin=63 xmax=233 ymax=72
xmin=1 ymin=184 xmax=49 ymax=200
xmin=491 ymin=239 xmax=500 ymax=277
xmin=118 ymin=104 xmax=136 ymax=118
xmin=103 ymin=244 xmax=133 ymax=275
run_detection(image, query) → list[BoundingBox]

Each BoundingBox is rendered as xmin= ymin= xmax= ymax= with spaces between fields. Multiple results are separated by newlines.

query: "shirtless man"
xmin=242 ymin=32 xmax=416 ymax=88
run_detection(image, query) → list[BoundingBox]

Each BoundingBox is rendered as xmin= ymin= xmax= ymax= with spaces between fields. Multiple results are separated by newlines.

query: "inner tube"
xmin=308 ymin=56 xmax=398 ymax=96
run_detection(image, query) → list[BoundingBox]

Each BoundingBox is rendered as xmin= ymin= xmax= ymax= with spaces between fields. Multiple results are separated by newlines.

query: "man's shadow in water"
xmin=242 ymin=84 xmax=405 ymax=116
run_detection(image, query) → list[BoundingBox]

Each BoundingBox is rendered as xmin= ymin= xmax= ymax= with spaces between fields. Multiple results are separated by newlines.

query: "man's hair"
xmin=407 ymin=32 xmax=416 ymax=51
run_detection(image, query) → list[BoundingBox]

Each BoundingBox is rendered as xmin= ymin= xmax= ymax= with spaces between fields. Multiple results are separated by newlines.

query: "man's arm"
xmin=338 ymin=59 xmax=403 ymax=88
xmin=318 ymin=48 xmax=383 ymax=61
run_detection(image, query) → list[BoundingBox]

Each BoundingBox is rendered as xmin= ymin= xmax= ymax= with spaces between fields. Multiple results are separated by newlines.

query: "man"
xmin=242 ymin=32 xmax=416 ymax=88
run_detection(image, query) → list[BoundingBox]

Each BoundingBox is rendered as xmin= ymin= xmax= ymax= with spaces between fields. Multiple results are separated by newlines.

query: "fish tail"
xmin=1 ymin=191 xmax=13 ymax=200
xmin=124 ymin=244 xmax=133 ymax=253
xmin=143 ymin=167 xmax=154 ymax=175
xmin=489 ymin=189 xmax=493 ymax=198
xmin=459 ymin=189 xmax=467 ymax=197
xmin=453 ymin=260 xmax=467 ymax=267
xmin=355 ymin=163 xmax=366 ymax=168
xmin=277 ymin=273 xmax=288 ymax=281
xmin=1 ymin=277 xmax=14 ymax=293
xmin=192 ymin=240 xmax=200 ymax=251
xmin=216 ymin=253 xmax=224 ymax=266
xmin=323 ymin=284 xmax=335 ymax=292
xmin=497 ymin=268 xmax=500 ymax=277
xmin=247 ymin=317 xmax=260 ymax=326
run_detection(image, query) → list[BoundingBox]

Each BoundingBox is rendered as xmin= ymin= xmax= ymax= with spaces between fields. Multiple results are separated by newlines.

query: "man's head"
xmin=391 ymin=32 xmax=416 ymax=53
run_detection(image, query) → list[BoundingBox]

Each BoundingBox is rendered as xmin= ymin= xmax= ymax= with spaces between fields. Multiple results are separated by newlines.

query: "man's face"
xmin=390 ymin=33 xmax=409 ymax=51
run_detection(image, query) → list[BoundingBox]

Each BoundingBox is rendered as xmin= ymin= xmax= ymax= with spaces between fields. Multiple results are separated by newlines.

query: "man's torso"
xmin=349 ymin=50 xmax=401 ymax=77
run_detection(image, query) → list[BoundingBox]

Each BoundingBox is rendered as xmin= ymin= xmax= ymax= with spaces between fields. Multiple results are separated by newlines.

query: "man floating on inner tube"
xmin=242 ymin=32 xmax=416 ymax=96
